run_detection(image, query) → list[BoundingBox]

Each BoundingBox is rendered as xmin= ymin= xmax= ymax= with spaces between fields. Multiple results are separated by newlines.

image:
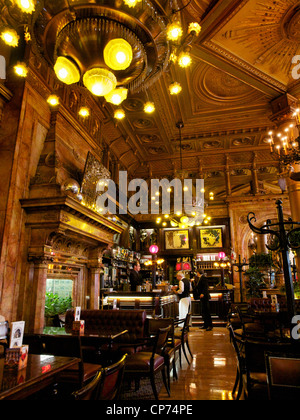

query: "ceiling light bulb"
xmin=144 ymin=101 xmax=155 ymax=113
xmin=1 ymin=28 xmax=19 ymax=47
xmin=104 ymin=87 xmax=128 ymax=105
xmin=83 ymin=68 xmax=117 ymax=96
xmin=167 ymin=22 xmax=183 ymax=41
xmin=14 ymin=63 xmax=28 ymax=77
xmin=47 ymin=95 xmax=60 ymax=107
xmin=79 ymin=107 xmax=90 ymax=117
xmin=188 ymin=22 xmax=201 ymax=36
xmin=169 ymin=82 xmax=182 ymax=95
xmin=104 ymin=39 xmax=133 ymax=71
xmin=123 ymin=0 xmax=142 ymax=7
xmin=54 ymin=57 xmax=80 ymax=85
xmin=178 ymin=51 xmax=192 ymax=68
xmin=114 ymin=109 xmax=125 ymax=120
xmin=15 ymin=0 xmax=36 ymax=13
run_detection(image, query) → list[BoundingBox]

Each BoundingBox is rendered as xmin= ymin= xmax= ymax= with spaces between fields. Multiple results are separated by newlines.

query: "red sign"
xmin=218 ymin=252 xmax=226 ymax=260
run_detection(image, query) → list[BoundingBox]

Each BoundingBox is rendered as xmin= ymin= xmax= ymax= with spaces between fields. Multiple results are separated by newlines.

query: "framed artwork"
xmin=165 ymin=230 xmax=190 ymax=250
xmin=200 ymin=228 xmax=223 ymax=248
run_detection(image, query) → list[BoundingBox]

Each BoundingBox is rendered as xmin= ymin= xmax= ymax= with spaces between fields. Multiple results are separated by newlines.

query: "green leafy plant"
xmin=44 ymin=292 xmax=72 ymax=318
xmin=249 ymin=252 xmax=273 ymax=268
xmin=244 ymin=267 xmax=267 ymax=299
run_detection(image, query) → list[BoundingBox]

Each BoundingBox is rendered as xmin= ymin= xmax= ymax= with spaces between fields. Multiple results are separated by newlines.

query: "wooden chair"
xmin=228 ymin=323 xmax=245 ymax=400
xmin=265 ymin=352 xmax=300 ymax=400
xmin=234 ymin=305 xmax=265 ymax=338
xmin=72 ymin=354 xmax=127 ymax=400
xmin=147 ymin=318 xmax=181 ymax=390
xmin=243 ymin=339 xmax=294 ymax=400
xmin=41 ymin=335 xmax=102 ymax=388
xmin=124 ymin=326 xmax=171 ymax=400
xmin=174 ymin=313 xmax=193 ymax=365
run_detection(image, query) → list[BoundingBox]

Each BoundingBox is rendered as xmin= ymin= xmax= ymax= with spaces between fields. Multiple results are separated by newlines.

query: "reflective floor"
xmin=159 ymin=327 xmax=237 ymax=401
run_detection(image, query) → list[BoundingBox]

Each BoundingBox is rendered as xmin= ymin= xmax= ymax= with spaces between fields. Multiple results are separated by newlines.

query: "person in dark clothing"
xmin=193 ymin=269 xmax=213 ymax=331
xmin=129 ymin=261 xmax=142 ymax=291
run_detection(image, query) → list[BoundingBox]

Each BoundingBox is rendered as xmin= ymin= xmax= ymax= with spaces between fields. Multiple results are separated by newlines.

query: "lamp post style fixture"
xmin=247 ymin=200 xmax=300 ymax=333
xmin=231 ymin=256 xmax=249 ymax=303
xmin=149 ymin=245 xmax=159 ymax=288
xmin=0 ymin=0 xmax=201 ymax=118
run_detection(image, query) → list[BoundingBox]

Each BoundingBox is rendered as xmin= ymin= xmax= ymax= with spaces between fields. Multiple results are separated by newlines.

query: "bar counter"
xmin=105 ymin=290 xmax=177 ymax=318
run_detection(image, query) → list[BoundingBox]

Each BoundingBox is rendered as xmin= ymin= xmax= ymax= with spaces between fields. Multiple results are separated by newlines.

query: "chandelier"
xmin=267 ymin=108 xmax=300 ymax=178
xmin=154 ymin=122 xmax=211 ymax=229
xmin=0 ymin=0 xmax=201 ymax=118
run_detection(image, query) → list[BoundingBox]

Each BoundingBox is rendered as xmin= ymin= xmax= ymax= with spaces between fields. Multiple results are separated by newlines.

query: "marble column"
xmin=27 ymin=256 xmax=52 ymax=332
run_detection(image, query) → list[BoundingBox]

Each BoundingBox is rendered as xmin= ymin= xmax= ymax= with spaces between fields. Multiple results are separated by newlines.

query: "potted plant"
xmin=244 ymin=267 xmax=267 ymax=299
xmin=44 ymin=292 xmax=73 ymax=327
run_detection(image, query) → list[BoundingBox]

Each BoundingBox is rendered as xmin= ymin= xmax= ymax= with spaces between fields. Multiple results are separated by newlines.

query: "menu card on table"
xmin=5 ymin=321 xmax=28 ymax=370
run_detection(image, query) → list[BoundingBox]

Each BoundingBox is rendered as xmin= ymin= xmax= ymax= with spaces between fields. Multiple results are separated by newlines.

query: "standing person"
xmin=173 ymin=271 xmax=192 ymax=325
xmin=195 ymin=269 xmax=213 ymax=331
xmin=129 ymin=261 xmax=142 ymax=291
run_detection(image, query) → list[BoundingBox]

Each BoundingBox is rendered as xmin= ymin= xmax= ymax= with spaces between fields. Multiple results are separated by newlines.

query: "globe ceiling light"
xmin=166 ymin=21 xmax=183 ymax=41
xmin=83 ymin=68 xmax=117 ymax=97
xmin=1 ymin=0 xmax=201 ymax=107
xmin=54 ymin=57 xmax=81 ymax=85
xmin=104 ymin=87 xmax=128 ymax=105
xmin=104 ymin=39 xmax=133 ymax=71
xmin=14 ymin=0 xmax=36 ymax=13
xmin=0 ymin=28 xmax=19 ymax=47
xmin=123 ymin=0 xmax=142 ymax=7
xmin=114 ymin=109 xmax=126 ymax=120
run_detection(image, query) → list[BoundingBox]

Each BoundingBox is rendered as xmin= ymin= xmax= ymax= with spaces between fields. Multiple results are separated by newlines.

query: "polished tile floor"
xmin=159 ymin=327 xmax=237 ymax=401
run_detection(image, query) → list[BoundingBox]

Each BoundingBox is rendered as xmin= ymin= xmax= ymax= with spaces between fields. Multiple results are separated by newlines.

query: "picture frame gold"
xmin=165 ymin=230 xmax=190 ymax=250
xmin=200 ymin=228 xmax=223 ymax=248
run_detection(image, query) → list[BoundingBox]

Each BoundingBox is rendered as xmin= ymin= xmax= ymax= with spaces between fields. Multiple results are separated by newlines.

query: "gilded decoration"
xmin=212 ymin=0 xmax=300 ymax=85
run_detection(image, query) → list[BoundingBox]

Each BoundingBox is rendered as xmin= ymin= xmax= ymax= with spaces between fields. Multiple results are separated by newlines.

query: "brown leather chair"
xmin=265 ymin=352 xmax=300 ymax=400
xmin=124 ymin=326 xmax=171 ymax=400
xmin=72 ymin=354 xmax=127 ymax=400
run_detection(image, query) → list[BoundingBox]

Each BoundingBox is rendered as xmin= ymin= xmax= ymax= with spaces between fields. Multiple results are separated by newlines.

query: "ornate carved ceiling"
xmin=100 ymin=0 xmax=300 ymax=200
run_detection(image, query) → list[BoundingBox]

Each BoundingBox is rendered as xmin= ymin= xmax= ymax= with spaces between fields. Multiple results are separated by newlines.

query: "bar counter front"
xmin=105 ymin=291 xmax=177 ymax=318
xmin=104 ymin=288 xmax=233 ymax=321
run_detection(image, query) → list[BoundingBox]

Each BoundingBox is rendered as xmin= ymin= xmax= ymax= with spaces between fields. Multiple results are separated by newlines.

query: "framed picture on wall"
xmin=200 ymin=228 xmax=223 ymax=248
xmin=165 ymin=230 xmax=190 ymax=250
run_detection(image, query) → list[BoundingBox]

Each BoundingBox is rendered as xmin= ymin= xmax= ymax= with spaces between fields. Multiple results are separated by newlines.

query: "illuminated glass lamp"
xmin=47 ymin=95 xmax=60 ymax=107
xmin=114 ymin=109 xmax=125 ymax=120
xmin=166 ymin=21 xmax=183 ymax=41
xmin=0 ymin=28 xmax=19 ymax=47
xmin=149 ymin=245 xmax=159 ymax=254
xmin=14 ymin=62 xmax=28 ymax=77
xmin=178 ymin=51 xmax=192 ymax=68
xmin=78 ymin=107 xmax=90 ymax=118
xmin=144 ymin=101 xmax=155 ymax=114
xmin=104 ymin=87 xmax=128 ymax=105
xmin=169 ymin=82 xmax=182 ymax=95
xmin=123 ymin=0 xmax=142 ymax=7
xmin=188 ymin=22 xmax=201 ymax=36
xmin=14 ymin=0 xmax=36 ymax=13
xmin=83 ymin=68 xmax=117 ymax=96
xmin=104 ymin=39 xmax=133 ymax=71
xmin=54 ymin=57 xmax=80 ymax=85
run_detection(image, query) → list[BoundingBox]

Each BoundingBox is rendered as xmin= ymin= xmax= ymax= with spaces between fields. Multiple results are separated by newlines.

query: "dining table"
xmin=0 ymin=354 xmax=80 ymax=400
xmin=24 ymin=327 xmax=129 ymax=364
